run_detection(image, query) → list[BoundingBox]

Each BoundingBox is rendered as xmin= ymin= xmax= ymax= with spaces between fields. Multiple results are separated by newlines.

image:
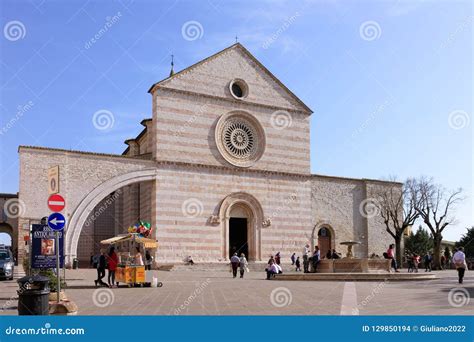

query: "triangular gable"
xmin=148 ymin=43 xmax=312 ymax=114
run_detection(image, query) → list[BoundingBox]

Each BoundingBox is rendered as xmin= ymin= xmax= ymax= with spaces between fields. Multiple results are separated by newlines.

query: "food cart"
xmin=100 ymin=233 xmax=161 ymax=287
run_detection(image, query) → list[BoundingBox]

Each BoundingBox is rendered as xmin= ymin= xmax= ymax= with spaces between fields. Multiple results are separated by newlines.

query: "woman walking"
xmin=239 ymin=253 xmax=248 ymax=278
xmin=107 ymin=246 xmax=119 ymax=288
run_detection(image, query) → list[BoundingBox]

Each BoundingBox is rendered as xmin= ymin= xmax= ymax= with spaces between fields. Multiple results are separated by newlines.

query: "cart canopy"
xmin=101 ymin=234 xmax=158 ymax=248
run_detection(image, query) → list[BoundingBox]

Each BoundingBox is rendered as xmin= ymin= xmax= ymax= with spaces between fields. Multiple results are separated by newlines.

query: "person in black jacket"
xmin=94 ymin=250 xmax=107 ymax=287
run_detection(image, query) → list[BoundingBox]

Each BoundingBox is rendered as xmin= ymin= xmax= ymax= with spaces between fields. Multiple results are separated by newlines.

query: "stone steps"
xmin=158 ymin=262 xmax=293 ymax=272
xmin=274 ymin=272 xmax=438 ymax=281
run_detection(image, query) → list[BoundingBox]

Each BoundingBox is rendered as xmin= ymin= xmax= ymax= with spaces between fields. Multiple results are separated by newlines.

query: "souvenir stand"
xmin=100 ymin=221 xmax=159 ymax=287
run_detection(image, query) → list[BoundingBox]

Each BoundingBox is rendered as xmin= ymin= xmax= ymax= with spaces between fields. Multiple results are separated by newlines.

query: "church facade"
xmin=17 ymin=44 xmax=397 ymax=265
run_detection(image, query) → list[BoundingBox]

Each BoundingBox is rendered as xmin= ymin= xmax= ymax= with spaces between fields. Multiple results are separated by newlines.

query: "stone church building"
xmin=16 ymin=43 xmax=397 ymax=265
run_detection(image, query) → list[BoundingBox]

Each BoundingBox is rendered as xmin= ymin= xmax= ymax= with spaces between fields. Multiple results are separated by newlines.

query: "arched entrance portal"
xmin=228 ymin=204 xmax=250 ymax=258
xmin=218 ymin=192 xmax=264 ymax=261
xmin=311 ymin=222 xmax=335 ymax=258
xmin=318 ymin=227 xmax=332 ymax=258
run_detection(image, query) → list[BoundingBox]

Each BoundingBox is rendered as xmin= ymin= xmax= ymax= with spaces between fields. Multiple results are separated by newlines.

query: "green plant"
xmin=38 ymin=269 xmax=66 ymax=292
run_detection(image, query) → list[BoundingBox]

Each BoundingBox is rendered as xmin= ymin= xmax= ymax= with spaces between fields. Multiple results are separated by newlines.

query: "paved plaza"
xmin=0 ymin=268 xmax=472 ymax=315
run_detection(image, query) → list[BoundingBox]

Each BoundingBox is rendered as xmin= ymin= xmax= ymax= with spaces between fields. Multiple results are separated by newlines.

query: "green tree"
xmin=405 ymin=226 xmax=433 ymax=256
xmin=456 ymin=226 xmax=474 ymax=258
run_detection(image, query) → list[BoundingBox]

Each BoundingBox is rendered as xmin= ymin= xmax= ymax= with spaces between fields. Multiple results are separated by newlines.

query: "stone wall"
xmin=151 ymin=44 xmax=311 ymax=176
xmin=153 ymin=163 xmax=312 ymax=263
xmin=311 ymin=176 xmax=396 ymax=259
xmin=18 ymin=147 xmax=155 ymax=261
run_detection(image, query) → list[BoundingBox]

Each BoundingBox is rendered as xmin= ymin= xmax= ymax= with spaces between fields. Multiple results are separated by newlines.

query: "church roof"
xmin=147 ymin=43 xmax=312 ymax=114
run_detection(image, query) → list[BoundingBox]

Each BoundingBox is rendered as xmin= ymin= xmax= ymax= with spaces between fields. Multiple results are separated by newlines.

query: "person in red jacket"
xmin=107 ymin=246 xmax=119 ymax=288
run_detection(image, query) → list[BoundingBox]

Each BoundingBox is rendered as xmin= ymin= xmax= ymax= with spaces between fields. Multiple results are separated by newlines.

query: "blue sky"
xmin=0 ymin=0 xmax=472 ymax=243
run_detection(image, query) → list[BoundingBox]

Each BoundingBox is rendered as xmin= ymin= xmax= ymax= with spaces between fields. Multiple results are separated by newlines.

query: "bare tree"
xmin=373 ymin=178 xmax=421 ymax=265
xmin=415 ymin=178 xmax=463 ymax=270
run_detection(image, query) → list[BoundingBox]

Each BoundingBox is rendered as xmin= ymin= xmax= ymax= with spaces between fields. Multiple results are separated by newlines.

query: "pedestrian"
xmin=275 ymin=252 xmax=281 ymax=265
xmin=303 ymin=244 xmax=310 ymax=273
xmin=452 ymin=247 xmax=467 ymax=284
xmin=326 ymin=249 xmax=332 ymax=259
xmin=145 ymin=250 xmax=153 ymax=270
xmin=266 ymin=259 xmax=278 ymax=280
xmin=291 ymin=253 xmax=296 ymax=265
xmin=331 ymin=249 xmax=341 ymax=259
xmin=413 ymin=254 xmax=420 ymax=273
xmin=239 ymin=253 xmax=248 ymax=278
xmin=267 ymin=255 xmax=274 ymax=265
xmin=134 ymin=247 xmax=144 ymax=266
xmin=187 ymin=255 xmax=195 ymax=265
xmin=295 ymin=256 xmax=301 ymax=271
xmin=440 ymin=255 xmax=446 ymax=270
xmin=107 ymin=246 xmax=119 ymax=288
xmin=94 ymin=249 xmax=107 ymax=287
xmin=311 ymin=246 xmax=320 ymax=273
xmin=230 ymin=253 xmax=240 ymax=278
xmin=424 ymin=252 xmax=432 ymax=272
xmin=407 ymin=254 xmax=414 ymax=273
xmin=386 ymin=244 xmax=399 ymax=272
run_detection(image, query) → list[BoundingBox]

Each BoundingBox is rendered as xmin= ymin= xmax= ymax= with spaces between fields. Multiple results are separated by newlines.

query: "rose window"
xmin=215 ymin=112 xmax=265 ymax=167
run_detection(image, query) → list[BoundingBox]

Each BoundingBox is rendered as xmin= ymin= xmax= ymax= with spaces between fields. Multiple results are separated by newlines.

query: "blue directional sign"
xmin=47 ymin=212 xmax=66 ymax=231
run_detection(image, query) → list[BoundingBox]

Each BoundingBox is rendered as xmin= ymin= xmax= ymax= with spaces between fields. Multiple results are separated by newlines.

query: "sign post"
xmin=47 ymin=194 xmax=65 ymax=212
xmin=48 ymin=212 xmax=66 ymax=303
xmin=55 ymin=231 xmax=60 ymax=303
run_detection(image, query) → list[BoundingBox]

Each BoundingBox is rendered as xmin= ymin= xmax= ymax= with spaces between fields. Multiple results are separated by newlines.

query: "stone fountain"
xmin=339 ymin=240 xmax=361 ymax=259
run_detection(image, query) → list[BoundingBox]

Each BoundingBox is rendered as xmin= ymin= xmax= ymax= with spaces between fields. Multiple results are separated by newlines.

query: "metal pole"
xmin=56 ymin=230 xmax=60 ymax=303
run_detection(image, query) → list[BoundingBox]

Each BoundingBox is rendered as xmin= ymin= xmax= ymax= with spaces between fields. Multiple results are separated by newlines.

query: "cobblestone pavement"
xmin=0 ymin=268 xmax=472 ymax=315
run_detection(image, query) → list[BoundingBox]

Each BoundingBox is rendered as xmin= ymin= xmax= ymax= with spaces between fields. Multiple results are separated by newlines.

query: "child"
xmin=295 ymin=256 xmax=301 ymax=271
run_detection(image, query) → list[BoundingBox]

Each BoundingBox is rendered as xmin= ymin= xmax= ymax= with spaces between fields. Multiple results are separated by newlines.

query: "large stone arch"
xmin=0 ymin=222 xmax=16 ymax=251
xmin=65 ymin=168 xmax=157 ymax=264
xmin=218 ymin=192 xmax=264 ymax=261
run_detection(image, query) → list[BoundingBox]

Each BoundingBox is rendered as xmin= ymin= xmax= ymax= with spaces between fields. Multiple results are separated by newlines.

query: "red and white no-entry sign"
xmin=47 ymin=194 xmax=65 ymax=212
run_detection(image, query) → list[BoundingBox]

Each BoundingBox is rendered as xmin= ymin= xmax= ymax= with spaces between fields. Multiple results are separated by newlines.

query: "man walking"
xmin=424 ymin=252 xmax=432 ymax=272
xmin=452 ymin=247 xmax=467 ymax=284
xmin=230 ymin=253 xmax=240 ymax=278
xmin=303 ymin=244 xmax=310 ymax=273
xmin=94 ymin=249 xmax=107 ymax=287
